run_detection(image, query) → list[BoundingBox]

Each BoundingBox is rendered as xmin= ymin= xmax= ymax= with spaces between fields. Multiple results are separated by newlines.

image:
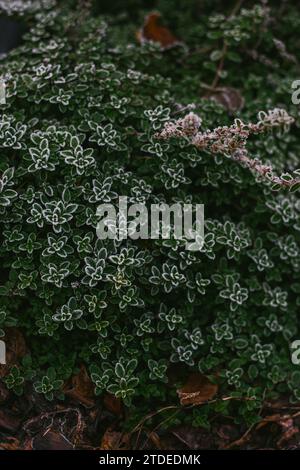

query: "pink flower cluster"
xmin=155 ymin=109 xmax=298 ymax=189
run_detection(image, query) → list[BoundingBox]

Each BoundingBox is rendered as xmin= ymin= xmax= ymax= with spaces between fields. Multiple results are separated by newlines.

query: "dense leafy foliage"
xmin=1 ymin=0 xmax=300 ymax=428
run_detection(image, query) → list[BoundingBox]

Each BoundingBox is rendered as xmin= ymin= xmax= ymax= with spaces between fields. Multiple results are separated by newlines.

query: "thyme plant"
xmin=0 ymin=0 xmax=300 ymax=428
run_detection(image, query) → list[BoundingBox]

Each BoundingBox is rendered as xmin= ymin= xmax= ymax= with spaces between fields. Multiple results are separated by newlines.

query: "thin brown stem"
xmin=209 ymin=0 xmax=245 ymax=90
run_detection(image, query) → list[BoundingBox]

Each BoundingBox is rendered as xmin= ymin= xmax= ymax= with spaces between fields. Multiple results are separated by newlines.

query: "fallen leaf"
xmin=172 ymin=425 xmax=218 ymax=449
xmin=0 ymin=409 xmax=21 ymax=432
xmin=100 ymin=428 xmax=129 ymax=450
xmin=64 ymin=365 xmax=95 ymax=407
xmin=32 ymin=430 xmax=73 ymax=450
xmin=208 ymin=87 xmax=244 ymax=113
xmin=137 ymin=12 xmax=180 ymax=49
xmin=177 ymin=373 xmax=218 ymax=405
xmin=0 ymin=437 xmax=20 ymax=450
xmin=147 ymin=431 xmax=163 ymax=450
xmin=103 ymin=392 xmax=123 ymax=416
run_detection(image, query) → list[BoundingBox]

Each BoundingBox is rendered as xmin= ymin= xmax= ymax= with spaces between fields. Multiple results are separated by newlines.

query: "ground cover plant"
xmin=1 ymin=0 xmax=300 ymax=449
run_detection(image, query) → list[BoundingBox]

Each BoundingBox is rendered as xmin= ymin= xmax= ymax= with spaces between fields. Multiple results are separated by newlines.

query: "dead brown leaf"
xmin=32 ymin=430 xmax=74 ymax=450
xmin=0 ymin=437 xmax=20 ymax=450
xmin=103 ymin=392 xmax=123 ymax=416
xmin=208 ymin=87 xmax=244 ymax=113
xmin=172 ymin=425 xmax=218 ymax=449
xmin=137 ymin=12 xmax=180 ymax=49
xmin=147 ymin=431 xmax=163 ymax=450
xmin=0 ymin=409 xmax=21 ymax=432
xmin=100 ymin=428 xmax=130 ymax=450
xmin=177 ymin=373 xmax=218 ymax=406
xmin=64 ymin=364 xmax=95 ymax=407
